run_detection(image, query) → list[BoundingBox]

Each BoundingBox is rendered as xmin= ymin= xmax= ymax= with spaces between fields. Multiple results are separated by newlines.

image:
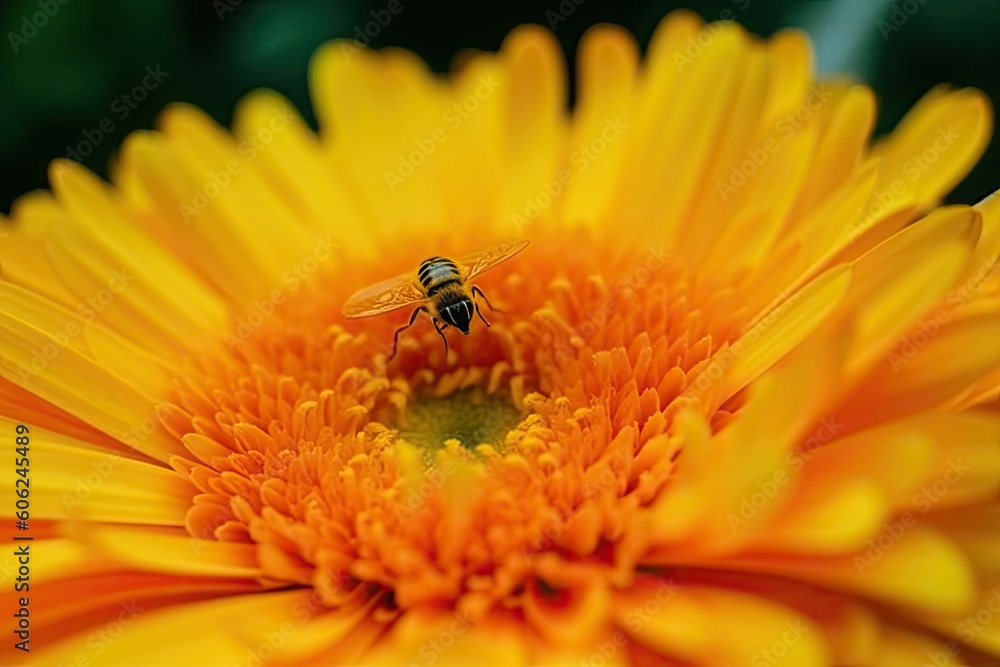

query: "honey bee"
xmin=342 ymin=240 xmax=529 ymax=359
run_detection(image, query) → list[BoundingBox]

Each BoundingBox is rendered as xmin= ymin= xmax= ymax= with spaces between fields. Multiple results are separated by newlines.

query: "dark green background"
xmin=1 ymin=0 xmax=998 ymax=215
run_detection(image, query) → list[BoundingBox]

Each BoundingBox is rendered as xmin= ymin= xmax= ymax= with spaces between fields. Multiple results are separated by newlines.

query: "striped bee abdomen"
xmin=418 ymin=257 xmax=462 ymax=296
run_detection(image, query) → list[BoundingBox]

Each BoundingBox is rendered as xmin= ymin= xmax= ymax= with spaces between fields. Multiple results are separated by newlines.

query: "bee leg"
xmin=473 ymin=299 xmax=491 ymax=327
xmin=432 ymin=317 xmax=450 ymax=357
xmin=471 ymin=286 xmax=498 ymax=325
xmin=389 ymin=306 xmax=427 ymax=361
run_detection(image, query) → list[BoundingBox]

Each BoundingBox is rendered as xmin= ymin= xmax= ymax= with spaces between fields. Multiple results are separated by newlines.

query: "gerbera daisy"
xmin=2 ymin=9 xmax=1000 ymax=666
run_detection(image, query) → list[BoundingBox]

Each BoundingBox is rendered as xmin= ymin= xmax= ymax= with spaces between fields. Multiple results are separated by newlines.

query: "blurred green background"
xmin=1 ymin=0 xmax=999 ymax=215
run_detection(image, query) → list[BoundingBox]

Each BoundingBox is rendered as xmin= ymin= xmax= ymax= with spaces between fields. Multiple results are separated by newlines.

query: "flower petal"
xmin=613 ymin=582 xmax=830 ymax=665
xmin=840 ymin=205 xmax=981 ymax=376
xmin=76 ymin=524 xmax=262 ymax=579
xmin=0 ymin=300 xmax=184 ymax=460
xmin=870 ymin=87 xmax=992 ymax=210
xmin=563 ymin=25 xmax=638 ymax=227
xmin=30 ymin=589 xmax=364 ymax=667
xmin=0 ymin=418 xmax=192 ymax=525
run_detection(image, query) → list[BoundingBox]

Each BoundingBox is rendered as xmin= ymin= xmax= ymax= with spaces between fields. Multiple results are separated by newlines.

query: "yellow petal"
xmin=918 ymin=584 xmax=1000 ymax=658
xmin=0 ymin=537 xmax=115 ymax=588
xmin=625 ymin=19 xmax=748 ymax=241
xmin=0 ymin=192 xmax=77 ymax=308
xmin=972 ymin=186 xmax=1000 ymax=279
xmin=497 ymin=25 xmax=566 ymax=231
xmin=793 ymin=85 xmax=876 ymax=215
xmin=842 ymin=206 xmax=980 ymax=375
xmin=562 ymin=25 xmax=638 ymax=227
xmin=0 ymin=418 xmax=192 ymax=525
xmin=758 ymin=29 xmax=813 ymax=129
xmin=362 ymin=609 xmax=528 ymax=666
xmin=310 ymin=41 xmax=451 ymax=229
xmin=0 ymin=376 xmax=126 ymax=451
xmin=33 ymin=589 xmax=352 ymax=667
xmin=157 ymin=104 xmax=319 ymax=284
xmin=757 ymin=477 xmax=889 ymax=554
xmin=870 ymin=86 xmax=992 ymax=210
xmin=645 ymin=409 xmax=714 ymax=544
xmin=709 ymin=263 xmax=852 ymax=405
xmin=118 ymin=130 xmax=266 ymax=300
xmin=49 ymin=160 xmax=229 ymax=355
xmin=684 ymin=334 xmax=845 ymax=551
xmin=441 ymin=55 xmax=508 ymax=232
xmin=763 ymin=159 xmax=879 ymax=298
xmin=77 ymin=524 xmax=262 ymax=579
xmin=874 ymin=627 xmax=971 ymax=667
xmin=847 ymin=315 xmax=1000 ymax=429
xmin=614 ymin=582 xmax=830 ymax=665
xmin=681 ymin=41 xmax=769 ymax=262
xmin=927 ymin=503 xmax=1000 ymax=578
xmin=0 ymin=305 xmax=185 ymax=461
xmin=232 ymin=89 xmax=374 ymax=255
xmin=729 ymin=527 xmax=976 ymax=615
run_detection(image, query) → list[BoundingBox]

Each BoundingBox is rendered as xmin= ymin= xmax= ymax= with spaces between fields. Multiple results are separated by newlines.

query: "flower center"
xmin=397 ymin=389 xmax=523 ymax=454
xmin=162 ymin=233 xmax=748 ymax=616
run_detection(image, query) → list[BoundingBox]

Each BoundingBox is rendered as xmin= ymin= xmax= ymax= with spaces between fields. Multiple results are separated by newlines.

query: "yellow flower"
xmin=2 ymin=9 xmax=1000 ymax=666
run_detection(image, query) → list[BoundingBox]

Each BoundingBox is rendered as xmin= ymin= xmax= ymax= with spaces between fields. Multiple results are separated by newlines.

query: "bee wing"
xmin=341 ymin=271 xmax=426 ymax=318
xmin=457 ymin=239 xmax=529 ymax=281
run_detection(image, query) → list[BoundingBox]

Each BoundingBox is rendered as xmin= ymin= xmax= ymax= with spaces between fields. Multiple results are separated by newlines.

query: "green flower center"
xmin=396 ymin=389 xmax=522 ymax=453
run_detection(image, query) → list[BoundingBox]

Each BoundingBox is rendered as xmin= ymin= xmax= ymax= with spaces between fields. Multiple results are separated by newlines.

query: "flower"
xmin=2 ymin=9 xmax=1000 ymax=666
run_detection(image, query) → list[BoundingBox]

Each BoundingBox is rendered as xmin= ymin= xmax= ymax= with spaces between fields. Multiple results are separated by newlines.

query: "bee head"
xmin=439 ymin=298 xmax=473 ymax=335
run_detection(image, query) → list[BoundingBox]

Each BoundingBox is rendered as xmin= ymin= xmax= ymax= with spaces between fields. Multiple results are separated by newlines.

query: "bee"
xmin=341 ymin=240 xmax=529 ymax=359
